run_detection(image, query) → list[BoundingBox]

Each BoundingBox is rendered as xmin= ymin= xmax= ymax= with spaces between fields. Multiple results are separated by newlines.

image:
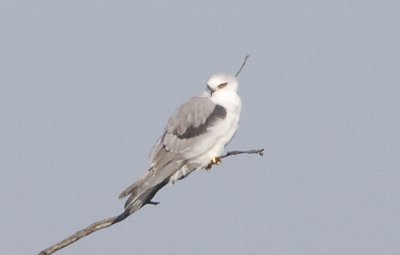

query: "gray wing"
xmin=119 ymin=96 xmax=227 ymax=214
xmin=149 ymin=95 xmax=227 ymax=166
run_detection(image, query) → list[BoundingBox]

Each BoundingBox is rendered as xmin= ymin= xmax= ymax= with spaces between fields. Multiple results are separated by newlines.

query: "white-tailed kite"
xmin=36 ymin=59 xmax=251 ymax=255
xmin=118 ymin=71 xmax=243 ymax=219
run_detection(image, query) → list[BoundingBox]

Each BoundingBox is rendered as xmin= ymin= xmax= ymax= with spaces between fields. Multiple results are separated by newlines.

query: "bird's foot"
xmin=206 ymin=156 xmax=222 ymax=170
xmin=212 ymin=156 xmax=222 ymax=165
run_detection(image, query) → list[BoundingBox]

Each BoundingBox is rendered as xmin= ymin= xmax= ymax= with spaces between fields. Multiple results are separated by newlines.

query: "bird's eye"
xmin=218 ymin=82 xmax=228 ymax=89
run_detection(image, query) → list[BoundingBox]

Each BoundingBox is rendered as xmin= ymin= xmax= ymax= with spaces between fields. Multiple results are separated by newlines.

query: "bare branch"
xmin=38 ymin=147 xmax=263 ymax=255
xmin=235 ymin=54 xmax=250 ymax=77
xmin=38 ymin=215 xmax=121 ymax=255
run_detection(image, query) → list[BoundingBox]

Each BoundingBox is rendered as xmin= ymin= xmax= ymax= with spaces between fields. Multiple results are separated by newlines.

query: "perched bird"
xmin=116 ymin=68 xmax=245 ymax=222
xmin=36 ymin=58 xmax=249 ymax=255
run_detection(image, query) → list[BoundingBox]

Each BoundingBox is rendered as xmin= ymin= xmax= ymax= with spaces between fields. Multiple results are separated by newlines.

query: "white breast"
xmin=201 ymin=90 xmax=242 ymax=166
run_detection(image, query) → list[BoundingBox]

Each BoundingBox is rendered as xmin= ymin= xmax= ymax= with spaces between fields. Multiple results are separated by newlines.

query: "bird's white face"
xmin=206 ymin=74 xmax=238 ymax=96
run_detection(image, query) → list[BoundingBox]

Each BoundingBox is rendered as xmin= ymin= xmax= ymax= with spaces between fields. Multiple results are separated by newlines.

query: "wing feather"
xmin=149 ymin=96 xmax=226 ymax=166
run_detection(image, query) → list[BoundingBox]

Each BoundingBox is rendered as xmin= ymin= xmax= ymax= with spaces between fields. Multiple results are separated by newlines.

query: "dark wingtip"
xmin=112 ymin=210 xmax=131 ymax=224
xmin=124 ymin=195 xmax=135 ymax=209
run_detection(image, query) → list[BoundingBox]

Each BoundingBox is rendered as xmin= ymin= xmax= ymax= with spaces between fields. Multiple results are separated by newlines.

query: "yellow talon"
xmin=211 ymin=156 xmax=222 ymax=165
xmin=206 ymin=156 xmax=222 ymax=170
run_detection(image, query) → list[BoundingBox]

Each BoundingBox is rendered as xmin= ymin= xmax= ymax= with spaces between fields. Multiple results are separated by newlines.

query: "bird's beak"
xmin=207 ymin=85 xmax=215 ymax=95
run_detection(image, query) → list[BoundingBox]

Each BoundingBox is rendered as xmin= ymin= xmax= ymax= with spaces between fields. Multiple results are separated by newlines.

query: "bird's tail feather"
xmin=118 ymin=168 xmax=152 ymax=200
xmin=118 ymin=160 xmax=185 ymax=216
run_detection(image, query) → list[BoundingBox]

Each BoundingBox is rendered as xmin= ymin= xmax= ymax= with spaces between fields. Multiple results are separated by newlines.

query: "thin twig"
xmin=38 ymin=148 xmax=263 ymax=255
xmin=235 ymin=54 xmax=250 ymax=77
xmin=220 ymin=148 xmax=264 ymax=158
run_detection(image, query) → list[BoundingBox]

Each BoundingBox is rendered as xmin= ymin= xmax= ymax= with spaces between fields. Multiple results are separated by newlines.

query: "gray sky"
xmin=1 ymin=1 xmax=399 ymax=254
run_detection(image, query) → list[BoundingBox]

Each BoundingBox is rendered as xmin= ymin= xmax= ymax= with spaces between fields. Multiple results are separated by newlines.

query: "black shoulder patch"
xmin=175 ymin=104 xmax=227 ymax=139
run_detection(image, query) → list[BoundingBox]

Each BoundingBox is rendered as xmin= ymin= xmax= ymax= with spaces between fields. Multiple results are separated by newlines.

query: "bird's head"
xmin=206 ymin=74 xmax=238 ymax=96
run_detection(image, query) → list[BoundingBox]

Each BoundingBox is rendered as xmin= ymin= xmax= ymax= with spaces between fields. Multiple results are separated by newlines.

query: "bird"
xmin=115 ymin=58 xmax=248 ymax=223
